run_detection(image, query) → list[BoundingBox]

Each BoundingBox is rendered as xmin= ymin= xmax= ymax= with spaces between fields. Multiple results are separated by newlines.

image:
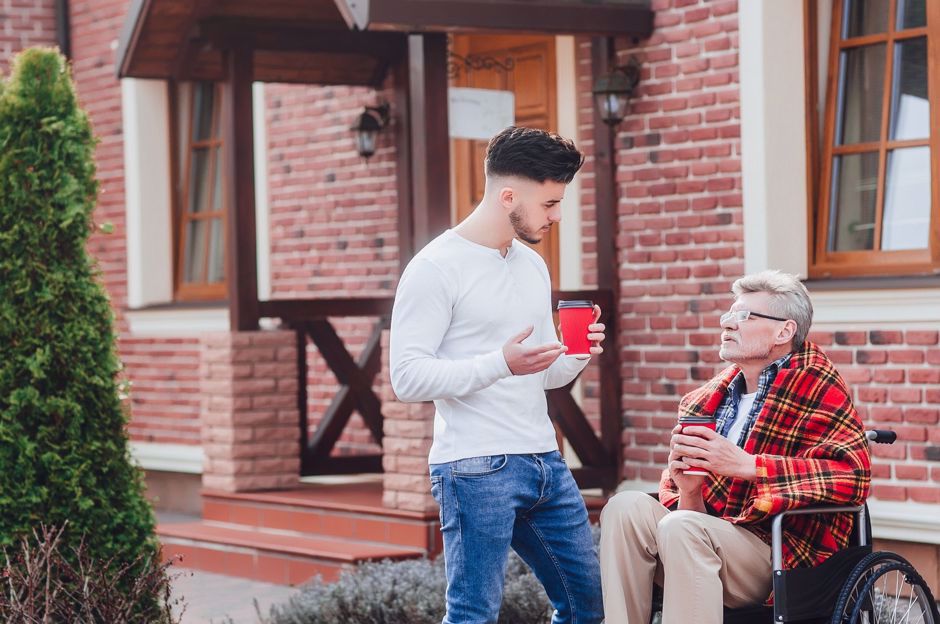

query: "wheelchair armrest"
xmin=770 ymin=505 xmax=866 ymax=572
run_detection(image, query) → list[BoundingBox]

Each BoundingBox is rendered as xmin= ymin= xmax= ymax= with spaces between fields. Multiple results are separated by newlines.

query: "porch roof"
xmin=116 ymin=0 xmax=653 ymax=85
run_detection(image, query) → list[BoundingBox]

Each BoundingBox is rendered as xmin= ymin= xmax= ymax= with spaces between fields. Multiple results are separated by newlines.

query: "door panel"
xmin=451 ymin=34 xmax=559 ymax=288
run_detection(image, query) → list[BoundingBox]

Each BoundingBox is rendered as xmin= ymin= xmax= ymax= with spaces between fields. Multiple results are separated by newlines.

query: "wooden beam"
xmin=333 ymin=0 xmax=654 ymax=37
xmin=198 ymin=18 xmax=406 ymax=59
xmin=591 ymin=37 xmax=624 ymax=488
xmin=222 ymin=45 xmax=260 ymax=331
xmin=115 ymin=0 xmax=151 ymax=77
xmin=393 ymin=39 xmax=416 ymax=271
xmin=303 ymin=454 xmax=384 ymax=476
xmin=258 ymin=297 xmax=394 ymax=320
xmin=406 ymin=33 xmax=451 ymax=253
xmin=547 ymin=387 xmax=610 ymax=468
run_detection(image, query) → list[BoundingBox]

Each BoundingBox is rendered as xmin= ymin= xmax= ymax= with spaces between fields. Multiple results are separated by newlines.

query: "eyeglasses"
xmin=720 ymin=309 xmax=788 ymax=325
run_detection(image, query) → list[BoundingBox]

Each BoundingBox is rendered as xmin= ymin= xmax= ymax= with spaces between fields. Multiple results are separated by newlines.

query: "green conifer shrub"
xmin=0 ymin=48 xmax=167 ymax=620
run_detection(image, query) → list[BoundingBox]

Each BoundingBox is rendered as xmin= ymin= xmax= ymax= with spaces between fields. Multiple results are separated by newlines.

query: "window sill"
xmin=804 ymin=275 xmax=940 ymax=291
xmin=806 ymin=278 xmax=940 ymax=326
xmin=125 ymin=303 xmax=229 ymax=336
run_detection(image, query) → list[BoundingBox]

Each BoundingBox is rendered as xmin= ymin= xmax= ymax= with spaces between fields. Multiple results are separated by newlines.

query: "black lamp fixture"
xmin=592 ymin=56 xmax=642 ymax=126
xmin=351 ymin=102 xmax=390 ymax=159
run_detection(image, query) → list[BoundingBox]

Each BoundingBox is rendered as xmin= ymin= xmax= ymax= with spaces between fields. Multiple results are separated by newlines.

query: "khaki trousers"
xmin=599 ymin=491 xmax=772 ymax=624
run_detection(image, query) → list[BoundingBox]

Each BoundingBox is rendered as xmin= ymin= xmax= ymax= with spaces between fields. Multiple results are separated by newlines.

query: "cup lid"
xmin=678 ymin=416 xmax=716 ymax=422
xmin=557 ymin=300 xmax=594 ymax=309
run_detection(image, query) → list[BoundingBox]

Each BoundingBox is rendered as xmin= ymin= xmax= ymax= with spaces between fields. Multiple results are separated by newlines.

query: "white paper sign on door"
xmin=448 ymin=87 xmax=515 ymax=140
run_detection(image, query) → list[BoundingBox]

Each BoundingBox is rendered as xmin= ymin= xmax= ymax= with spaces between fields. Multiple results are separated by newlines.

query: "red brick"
xmin=903 ymin=408 xmax=939 ymax=424
xmin=894 ymin=465 xmax=928 ymax=481
xmin=872 ymin=368 xmax=904 ymax=383
xmin=905 ymin=330 xmax=938 ymax=345
xmin=909 ymin=368 xmax=940 ymax=383
xmin=908 ymin=486 xmax=940 ymax=504
xmin=888 ymin=349 xmax=924 ymax=364
xmin=871 ymin=485 xmax=907 ymax=501
xmin=889 ymin=388 xmax=922 ymax=403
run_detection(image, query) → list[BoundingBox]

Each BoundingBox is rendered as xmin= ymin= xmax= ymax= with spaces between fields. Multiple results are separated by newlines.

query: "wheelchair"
xmin=651 ymin=430 xmax=939 ymax=624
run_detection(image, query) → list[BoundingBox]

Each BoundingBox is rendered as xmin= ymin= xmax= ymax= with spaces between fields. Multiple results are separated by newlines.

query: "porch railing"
xmin=258 ymin=290 xmax=622 ymax=489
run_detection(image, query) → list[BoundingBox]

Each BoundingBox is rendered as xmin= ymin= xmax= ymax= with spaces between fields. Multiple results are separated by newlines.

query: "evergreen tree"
xmin=0 ymin=48 xmax=164 ymax=618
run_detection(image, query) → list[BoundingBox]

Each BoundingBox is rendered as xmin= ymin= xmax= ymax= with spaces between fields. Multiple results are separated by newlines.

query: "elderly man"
xmin=599 ymin=270 xmax=871 ymax=624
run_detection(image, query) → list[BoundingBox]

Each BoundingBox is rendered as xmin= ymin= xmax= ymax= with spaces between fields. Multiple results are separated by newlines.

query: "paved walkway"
xmin=169 ymin=567 xmax=298 ymax=624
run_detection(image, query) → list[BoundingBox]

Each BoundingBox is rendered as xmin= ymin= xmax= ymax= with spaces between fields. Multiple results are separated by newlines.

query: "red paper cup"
xmin=557 ymin=300 xmax=594 ymax=356
xmin=679 ymin=418 xmax=717 ymax=476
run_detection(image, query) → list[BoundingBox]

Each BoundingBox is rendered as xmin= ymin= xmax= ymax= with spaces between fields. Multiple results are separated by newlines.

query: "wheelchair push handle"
xmin=865 ymin=429 xmax=897 ymax=444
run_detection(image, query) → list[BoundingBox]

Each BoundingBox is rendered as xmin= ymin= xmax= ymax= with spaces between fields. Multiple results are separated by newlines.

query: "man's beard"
xmin=509 ymin=207 xmax=545 ymax=244
xmin=719 ymin=339 xmax=773 ymax=363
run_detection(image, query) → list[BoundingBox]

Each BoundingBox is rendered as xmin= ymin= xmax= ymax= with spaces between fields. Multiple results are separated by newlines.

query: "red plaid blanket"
xmin=659 ymin=342 xmax=871 ymax=570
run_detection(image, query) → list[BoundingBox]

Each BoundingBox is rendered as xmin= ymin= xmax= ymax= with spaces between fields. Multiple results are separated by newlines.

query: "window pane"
xmin=889 ymin=37 xmax=928 ymax=140
xmin=191 ymin=82 xmax=215 ymax=142
xmin=188 ymin=148 xmax=211 ymax=214
xmin=212 ymin=147 xmax=224 ymax=213
xmin=207 ymin=218 xmax=225 ymax=283
xmin=829 ymin=152 xmax=880 ymax=251
xmin=837 ymin=45 xmax=886 ymax=145
xmin=183 ymin=219 xmax=207 ymax=283
xmin=844 ymin=0 xmax=890 ymax=37
xmin=882 ymin=146 xmax=931 ymax=250
xmin=896 ymin=0 xmax=926 ymax=29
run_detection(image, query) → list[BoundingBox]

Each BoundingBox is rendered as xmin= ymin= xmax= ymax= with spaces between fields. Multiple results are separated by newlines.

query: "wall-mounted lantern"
xmin=351 ymin=103 xmax=390 ymax=159
xmin=592 ymin=56 xmax=641 ymax=126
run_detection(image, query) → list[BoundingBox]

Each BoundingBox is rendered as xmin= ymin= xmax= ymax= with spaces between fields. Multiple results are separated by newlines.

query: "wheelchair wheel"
xmin=830 ymin=551 xmax=938 ymax=624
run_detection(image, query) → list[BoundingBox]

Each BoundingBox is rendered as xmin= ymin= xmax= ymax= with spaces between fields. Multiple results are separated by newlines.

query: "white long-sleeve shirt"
xmin=389 ymin=229 xmax=589 ymax=464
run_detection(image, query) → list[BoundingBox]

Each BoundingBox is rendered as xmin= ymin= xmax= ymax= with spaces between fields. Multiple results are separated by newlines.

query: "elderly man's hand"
xmin=672 ymin=425 xmax=758 ymax=481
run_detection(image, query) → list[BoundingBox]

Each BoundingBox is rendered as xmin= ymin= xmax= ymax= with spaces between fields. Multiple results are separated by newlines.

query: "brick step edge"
xmin=201 ymin=499 xmax=439 ymax=550
xmin=160 ymin=539 xmax=351 ymax=586
xmin=158 ymin=522 xmax=427 ymax=563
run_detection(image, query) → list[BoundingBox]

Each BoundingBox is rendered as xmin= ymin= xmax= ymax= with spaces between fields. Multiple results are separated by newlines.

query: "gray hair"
xmin=732 ymin=270 xmax=813 ymax=349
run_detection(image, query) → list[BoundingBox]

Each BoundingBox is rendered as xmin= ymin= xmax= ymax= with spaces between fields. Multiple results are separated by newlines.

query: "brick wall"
xmin=0 ymin=0 xmax=57 ymax=72
xmin=576 ymin=0 xmax=939 ymax=507
xmin=265 ymin=82 xmax=400 ymax=457
xmin=810 ymin=329 xmax=940 ymax=504
xmin=122 ymin=338 xmax=202 ymax=444
xmin=576 ymin=0 xmax=743 ymax=484
xmin=67 ymin=0 xmax=203 ymax=446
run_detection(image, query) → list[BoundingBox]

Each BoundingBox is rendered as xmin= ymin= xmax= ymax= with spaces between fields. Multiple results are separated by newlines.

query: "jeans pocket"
xmin=429 ymin=475 xmax=444 ymax=526
xmin=451 ymin=454 xmax=509 ymax=477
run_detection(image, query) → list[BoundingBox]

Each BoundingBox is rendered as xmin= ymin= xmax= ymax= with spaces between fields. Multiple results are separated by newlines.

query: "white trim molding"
xmin=868 ymin=500 xmax=940 ymax=545
xmin=121 ymin=79 xmax=174 ymax=308
xmin=738 ymin=0 xmax=809 ymax=278
xmin=810 ymin=288 xmax=940 ymax=326
xmin=253 ymin=82 xmax=272 ymax=301
xmin=130 ymin=442 xmax=204 ymax=474
xmin=121 ymin=78 xmax=272 ymax=328
xmin=126 ymin=306 xmax=229 ymax=336
xmin=556 ymin=35 xmax=584 ymax=292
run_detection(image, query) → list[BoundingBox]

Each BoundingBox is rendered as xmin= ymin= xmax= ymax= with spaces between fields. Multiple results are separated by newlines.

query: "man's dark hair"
xmin=484 ymin=126 xmax=585 ymax=184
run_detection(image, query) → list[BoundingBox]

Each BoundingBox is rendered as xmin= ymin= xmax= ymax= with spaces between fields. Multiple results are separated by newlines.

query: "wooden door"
xmin=451 ymin=35 xmax=560 ymax=288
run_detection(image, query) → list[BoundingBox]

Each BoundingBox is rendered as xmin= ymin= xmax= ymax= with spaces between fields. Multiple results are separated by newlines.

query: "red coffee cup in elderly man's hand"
xmin=677 ymin=415 xmax=718 ymax=475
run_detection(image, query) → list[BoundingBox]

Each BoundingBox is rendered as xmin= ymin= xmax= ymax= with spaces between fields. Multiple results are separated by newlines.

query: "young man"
xmin=390 ymin=126 xmax=605 ymax=624
xmin=599 ymin=270 xmax=871 ymax=624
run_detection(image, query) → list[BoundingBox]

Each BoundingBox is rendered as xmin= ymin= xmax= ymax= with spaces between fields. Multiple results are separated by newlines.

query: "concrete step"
xmin=159 ymin=520 xmax=425 ymax=585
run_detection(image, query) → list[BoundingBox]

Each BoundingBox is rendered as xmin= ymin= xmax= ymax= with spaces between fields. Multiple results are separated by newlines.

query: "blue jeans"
xmin=429 ymin=451 xmax=604 ymax=624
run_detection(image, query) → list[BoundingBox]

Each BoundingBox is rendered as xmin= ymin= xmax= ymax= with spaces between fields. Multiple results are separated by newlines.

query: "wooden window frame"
xmin=810 ymin=0 xmax=940 ymax=278
xmin=169 ymin=81 xmax=229 ymax=302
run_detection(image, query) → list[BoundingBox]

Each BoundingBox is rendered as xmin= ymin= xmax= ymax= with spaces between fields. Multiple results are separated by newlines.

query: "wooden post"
xmin=223 ymin=45 xmax=260 ymax=331
xmin=591 ymin=36 xmax=623 ymax=490
xmin=395 ymin=33 xmax=451 ymax=266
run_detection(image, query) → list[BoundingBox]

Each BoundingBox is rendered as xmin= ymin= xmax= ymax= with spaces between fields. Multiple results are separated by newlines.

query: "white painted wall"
xmin=556 ymin=35 xmax=584 ymax=291
xmin=738 ymin=0 xmax=810 ymax=278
